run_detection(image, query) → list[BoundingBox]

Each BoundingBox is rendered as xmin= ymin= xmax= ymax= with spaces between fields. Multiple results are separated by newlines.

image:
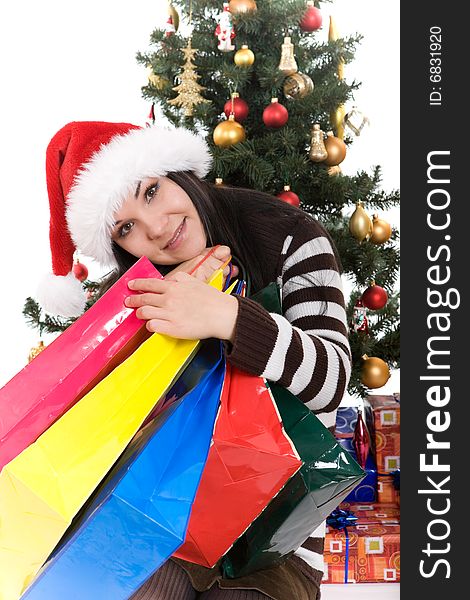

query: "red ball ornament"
xmin=299 ymin=1 xmax=322 ymax=32
xmin=277 ymin=185 xmax=300 ymax=207
xmin=72 ymin=260 xmax=89 ymax=282
xmin=361 ymin=282 xmax=388 ymax=310
xmin=262 ymin=98 xmax=288 ymax=128
xmin=223 ymin=93 xmax=249 ymax=123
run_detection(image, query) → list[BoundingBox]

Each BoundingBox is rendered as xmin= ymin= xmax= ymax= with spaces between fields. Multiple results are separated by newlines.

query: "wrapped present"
xmin=0 ymin=256 xmax=161 ymax=471
xmin=323 ymin=522 xmax=400 ymax=583
xmin=335 ymin=406 xmax=359 ymax=438
xmin=173 ymin=364 xmax=303 ymax=568
xmin=0 ymin=270 xmax=226 ymax=600
xmin=377 ymin=472 xmax=400 ymax=505
xmin=336 ymin=437 xmax=377 ymax=502
xmin=365 ymin=395 xmax=400 ymax=473
xmin=22 ymin=341 xmax=225 ymax=600
xmin=339 ymin=502 xmax=400 ymax=524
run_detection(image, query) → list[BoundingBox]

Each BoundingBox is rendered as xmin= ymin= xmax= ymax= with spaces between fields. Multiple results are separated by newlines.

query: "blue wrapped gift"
xmin=337 ymin=437 xmax=377 ymax=502
xmin=335 ymin=406 xmax=359 ymax=438
xmin=22 ymin=340 xmax=225 ymax=600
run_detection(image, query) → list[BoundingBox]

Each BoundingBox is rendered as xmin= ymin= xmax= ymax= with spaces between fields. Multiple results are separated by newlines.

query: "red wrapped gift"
xmin=365 ymin=395 xmax=400 ymax=473
xmin=173 ymin=364 xmax=302 ymax=568
xmin=323 ymin=523 xmax=400 ymax=584
xmin=377 ymin=474 xmax=400 ymax=505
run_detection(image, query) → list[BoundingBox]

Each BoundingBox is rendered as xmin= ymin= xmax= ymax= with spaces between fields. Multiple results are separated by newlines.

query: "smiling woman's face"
xmin=111 ymin=176 xmax=207 ymax=265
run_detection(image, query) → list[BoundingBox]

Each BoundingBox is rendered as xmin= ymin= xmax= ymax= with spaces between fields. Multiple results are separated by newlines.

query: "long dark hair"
xmin=100 ymin=171 xmax=341 ymax=295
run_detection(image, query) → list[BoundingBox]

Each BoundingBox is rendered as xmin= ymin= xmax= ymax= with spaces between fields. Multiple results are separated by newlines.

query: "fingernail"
xmin=128 ymin=280 xmax=135 ymax=289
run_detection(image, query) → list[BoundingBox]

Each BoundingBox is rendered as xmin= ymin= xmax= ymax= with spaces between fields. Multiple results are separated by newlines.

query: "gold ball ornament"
xmin=28 ymin=341 xmax=46 ymax=363
xmin=349 ymin=202 xmax=373 ymax=242
xmin=234 ymin=44 xmax=255 ymax=67
xmin=283 ymin=72 xmax=314 ymax=100
xmin=213 ymin=114 xmax=246 ymax=147
xmin=229 ymin=0 xmax=257 ymax=14
xmin=361 ymin=355 xmax=391 ymax=389
xmin=370 ymin=213 xmax=392 ymax=245
xmin=324 ymin=131 xmax=347 ymax=166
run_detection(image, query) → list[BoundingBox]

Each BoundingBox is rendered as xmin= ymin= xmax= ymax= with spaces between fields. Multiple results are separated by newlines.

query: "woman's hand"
xmin=125 ymin=272 xmax=239 ymax=341
xmin=165 ymin=245 xmax=239 ymax=283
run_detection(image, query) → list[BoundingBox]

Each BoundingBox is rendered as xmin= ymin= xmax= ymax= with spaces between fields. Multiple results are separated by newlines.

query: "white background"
xmin=0 ymin=0 xmax=399 ymax=396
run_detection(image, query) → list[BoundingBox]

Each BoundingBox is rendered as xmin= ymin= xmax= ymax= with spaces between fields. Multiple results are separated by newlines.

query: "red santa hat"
xmin=37 ymin=121 xmax=212 ymax=317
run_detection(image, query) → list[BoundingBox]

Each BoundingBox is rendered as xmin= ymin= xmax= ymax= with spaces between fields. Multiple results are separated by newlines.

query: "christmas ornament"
xmin=349 ymin=202 xmax=373 ymax=242
xmin=262 ymin=98 xmax=288 ymax=128
xmin=299 ymin=1 xmax=322 ymax=32
xmin=344 ymin=106 xmax=370 ymax=136
xmin=361 ymin=355 xmax=391 ymax=389
xmin=361 ymin=282 xmax=388 ymax=311
xmin=147 ymin=67 xmax=169 ymax=90
xmin=330 ymin=104 xmax=346 ymax=140
xmin=234 ymin=44 xmax=255 ymax=67
xmin=167 ymin=1 xmax=180 ymax=32
xmin=278 ymin=36 xmax=298 ymax=76
xmin=353 ymin=410 xmax=370 ymax=469
xmin=215 ymin=3 xmax=236 ymax=52
xmin=324 ymin=131 xmax=347 ymax=166
xmin=72 ymin=259 xmax=88 ymax=282
xmin=327 ymin=165 xmax=342 ymax=176
xmin=328 ymin=16 xmax=344 ymax=79
xmin=165 ymin=14 xmax=176 ymax=37
xmin=309 ymin=123 xmax=328 ymax=162
xmin=229 ymin=0 xmax=257 ymax=14
xmin=350 ymin=298 xmax=369 ymax=334
xmin=277 ymin=185 xmax=300 ymax=207
xmin=168 ymin=38 xmax=211 ymax=117
xmin=223 ymin=92 xmax=249 ymax=122
xmin=213 ymin=114 xmax=246 ymax=147
xmin=215 ymin=178 xmax=225 ymax=186
xmin=370 ymin=213 xmax=392 ymax=245
xmin=283 ymin=72 xmax=314 ymax=100
xmin=28 ymin=340 xmax=46 ymax=363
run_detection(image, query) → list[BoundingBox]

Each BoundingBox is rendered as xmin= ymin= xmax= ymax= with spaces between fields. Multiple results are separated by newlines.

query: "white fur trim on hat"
xmin=36 ymin=272 xmax=87 ymax=318
xmin=66 ymin=126 xmax=212 ymax=267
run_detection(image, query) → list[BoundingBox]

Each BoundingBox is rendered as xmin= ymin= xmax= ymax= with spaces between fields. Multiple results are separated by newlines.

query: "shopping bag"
xmin=21 ymin=340 xmax=225 ymax=600
xmin=221 ymin=281 xmax=365 ymax=578
xmin=173 ymin=363 xmax=302 ymax=568
xmin=0 ymin=270 xmax=226 ymax=600
xmin=0 ymin=256 xmax=161 ymax=471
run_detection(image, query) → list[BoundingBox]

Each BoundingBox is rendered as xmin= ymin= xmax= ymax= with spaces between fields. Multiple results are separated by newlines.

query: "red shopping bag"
xmin=173 ymin=364 xmax=302 ymax=568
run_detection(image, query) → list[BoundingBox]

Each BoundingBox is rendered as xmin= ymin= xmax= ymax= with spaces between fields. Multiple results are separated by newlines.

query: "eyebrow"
xmin=113 ymin=181 xmax=142 ymax=228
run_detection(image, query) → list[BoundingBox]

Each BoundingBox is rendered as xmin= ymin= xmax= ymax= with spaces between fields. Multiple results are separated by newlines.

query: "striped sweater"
xmin=226 ymin=212 xmax=352 ymax=593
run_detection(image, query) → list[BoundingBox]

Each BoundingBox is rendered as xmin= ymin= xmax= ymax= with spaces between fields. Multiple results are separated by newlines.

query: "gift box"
xmin=22 ymin=341 xmax=225 ymax=600
xmin=336 ymin=437 xmax=377 ymax=503
xmin=323 ymin=522 xmax=400 ymax=583
xmin=339 ymin=502 xmax=400 ymax=523
xmin=365 ymin=395 xmax=400 ymax=473
xmin=335 ymin=406 xmax=359 ymax=438
xmin=377 ymin=473 xmax=400 ymax=505
xmin=0 ymin=256 xmax=161 ymax=471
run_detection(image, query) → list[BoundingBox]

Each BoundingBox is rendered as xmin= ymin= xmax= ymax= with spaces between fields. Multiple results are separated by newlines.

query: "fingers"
xmin=127 ymin=278 xmax=170 ymax=292
xmin=211 ymin=245 xmax=231 ymax=260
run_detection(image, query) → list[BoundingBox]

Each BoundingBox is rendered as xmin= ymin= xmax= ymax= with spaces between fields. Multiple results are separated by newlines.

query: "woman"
xmin=38 ymin=121 xmax=351 ymax=600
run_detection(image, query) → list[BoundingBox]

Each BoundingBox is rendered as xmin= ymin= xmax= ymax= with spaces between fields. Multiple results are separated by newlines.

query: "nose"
xmin=145 ymin=216 xmax=169 ymax=241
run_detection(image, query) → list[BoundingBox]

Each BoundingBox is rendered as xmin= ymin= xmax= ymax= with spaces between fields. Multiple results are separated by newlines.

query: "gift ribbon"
xmin=326 ymin=509 xmax=358 ymax=583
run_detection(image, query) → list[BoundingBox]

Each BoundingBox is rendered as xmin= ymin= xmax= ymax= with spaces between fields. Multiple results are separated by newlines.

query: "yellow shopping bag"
xmin=0 ymin=271 xmax=225 ymax=600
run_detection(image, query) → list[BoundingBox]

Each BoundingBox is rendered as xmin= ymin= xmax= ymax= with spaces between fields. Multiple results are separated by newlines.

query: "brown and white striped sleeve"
xmin=226 ymin=217 xmax=351 ymax=413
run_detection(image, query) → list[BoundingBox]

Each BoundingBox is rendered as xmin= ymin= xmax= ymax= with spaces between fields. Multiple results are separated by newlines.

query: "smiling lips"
xmin=165 ymin=217 xmax=186 ymax=250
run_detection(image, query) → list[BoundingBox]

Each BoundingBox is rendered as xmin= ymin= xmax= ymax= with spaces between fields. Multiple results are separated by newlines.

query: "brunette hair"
xmin=99 ymin=171 xmax=341 ymax=295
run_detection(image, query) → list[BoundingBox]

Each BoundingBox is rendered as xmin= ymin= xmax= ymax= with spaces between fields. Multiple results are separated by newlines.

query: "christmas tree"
xmin=24 ymin=0 xmax=399 ymax=397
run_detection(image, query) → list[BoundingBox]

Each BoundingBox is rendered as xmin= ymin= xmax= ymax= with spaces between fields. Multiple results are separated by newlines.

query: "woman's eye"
xmin=145 ymin=183 xmax=159 ymax=204
xmin=119 ymin=221 xmax=134 ymax=237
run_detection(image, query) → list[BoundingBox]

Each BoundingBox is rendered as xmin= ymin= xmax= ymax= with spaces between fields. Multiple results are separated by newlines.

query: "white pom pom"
xmin=36 ymin=272 xmax=87 ymax=318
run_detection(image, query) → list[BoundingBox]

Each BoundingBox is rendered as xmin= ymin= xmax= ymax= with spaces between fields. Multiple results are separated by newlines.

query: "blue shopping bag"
xmin=22 ymin=340 xmax=224 ymax=600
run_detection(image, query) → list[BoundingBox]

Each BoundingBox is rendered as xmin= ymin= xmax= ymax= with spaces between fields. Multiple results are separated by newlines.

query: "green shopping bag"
xmin=221 ymin=281 xmax=365 ymax=578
